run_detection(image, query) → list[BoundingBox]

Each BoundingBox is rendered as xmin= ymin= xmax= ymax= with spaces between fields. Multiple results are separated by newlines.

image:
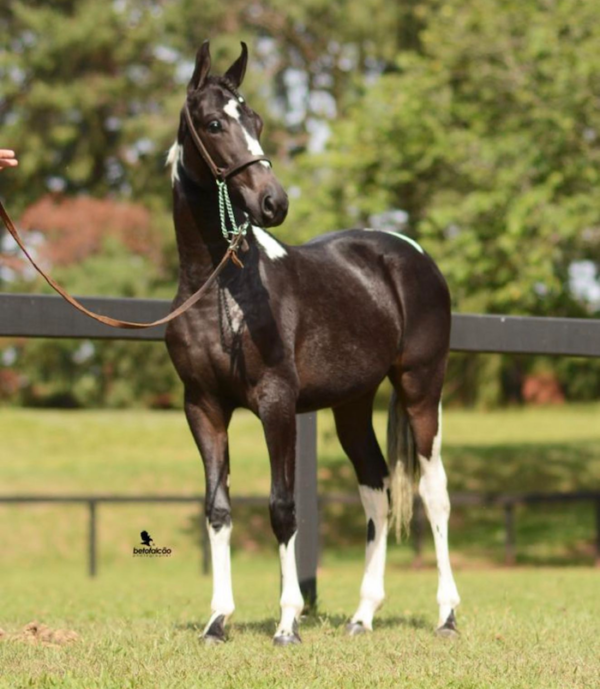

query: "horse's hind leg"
xmin=394 ymin=365 xmax=460 ymax=635
xmin=333 ymin=391 xmax=390 ymax=634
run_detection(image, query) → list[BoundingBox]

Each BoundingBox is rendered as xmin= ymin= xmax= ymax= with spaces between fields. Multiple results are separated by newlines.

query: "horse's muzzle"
xmin=259 ymin=184 xmax=289 ymax=228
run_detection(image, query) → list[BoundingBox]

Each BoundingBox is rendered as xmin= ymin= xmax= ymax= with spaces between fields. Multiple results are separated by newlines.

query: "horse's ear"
xmin=188 ymin=41 xmax=211 ymax=94
xmin=224 ymin=42 xmax=248 ymax=88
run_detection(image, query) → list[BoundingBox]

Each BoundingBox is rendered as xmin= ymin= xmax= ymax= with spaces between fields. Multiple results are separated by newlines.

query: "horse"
xmin=165 ymin=40 xmax=460 ymax=646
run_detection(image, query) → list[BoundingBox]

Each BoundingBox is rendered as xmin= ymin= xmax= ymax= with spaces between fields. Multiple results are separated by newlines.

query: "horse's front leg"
xmin=259 ymin=386 xmax=304 ymax=646
xmin=184 ymin=389 xmax=234 ymax=644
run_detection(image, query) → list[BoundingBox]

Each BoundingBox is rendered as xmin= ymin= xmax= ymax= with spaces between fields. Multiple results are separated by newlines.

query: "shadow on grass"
xmin=175 ymin=613 xmax=429 ymax=639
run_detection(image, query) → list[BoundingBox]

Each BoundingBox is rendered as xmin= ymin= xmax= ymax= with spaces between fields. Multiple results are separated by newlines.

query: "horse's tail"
xmin=387 ymin=389 xmax=418 ymax=541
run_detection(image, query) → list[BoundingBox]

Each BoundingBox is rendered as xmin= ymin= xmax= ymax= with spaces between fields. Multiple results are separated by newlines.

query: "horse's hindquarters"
xmin=289 ymin=230 xmax=450 ymax=412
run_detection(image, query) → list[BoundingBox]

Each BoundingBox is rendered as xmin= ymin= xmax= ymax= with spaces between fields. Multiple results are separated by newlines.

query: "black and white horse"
xmin=165 ymin=41 xmax=460 ymax=645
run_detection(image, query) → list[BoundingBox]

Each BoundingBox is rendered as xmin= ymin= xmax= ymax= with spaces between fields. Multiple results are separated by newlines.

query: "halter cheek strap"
xmin=182 ymin=102 xmax=272 ymax=248
xmin=182 ymin=103 xmax=271 ymax=182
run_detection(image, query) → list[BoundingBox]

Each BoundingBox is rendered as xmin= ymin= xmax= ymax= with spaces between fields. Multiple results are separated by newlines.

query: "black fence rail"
xmin=1 ymin=491 xmax=598 ymax=578
xmin=2 ymin=293 xmax=600 ymax=602
xmin=3 ymin=294 xmax=600 ymax=357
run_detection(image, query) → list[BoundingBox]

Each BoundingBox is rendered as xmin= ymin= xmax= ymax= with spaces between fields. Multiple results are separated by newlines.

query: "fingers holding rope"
xmin=0 ymin=150 xmax=19 ymax=171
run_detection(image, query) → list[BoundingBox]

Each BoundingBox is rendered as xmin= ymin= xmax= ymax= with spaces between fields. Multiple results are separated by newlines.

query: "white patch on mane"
xmin=252 ymin=226 xmax=288 ymax=260
xmin=224 ymin=98 xmax=270 ymax=169
xmin=364 ymin=227 xmax=424 ymax=254
xmin=166 ymin=141 xmax=182 ymax=186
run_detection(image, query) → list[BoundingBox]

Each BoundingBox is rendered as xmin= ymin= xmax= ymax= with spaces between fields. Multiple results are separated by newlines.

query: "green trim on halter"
xmin=217 ymin=179 xmax=250 ymax=246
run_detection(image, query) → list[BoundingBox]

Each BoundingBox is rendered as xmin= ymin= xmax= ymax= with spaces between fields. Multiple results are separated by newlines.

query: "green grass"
xmin=0 ymin=558 xmax=598 ymax=688
xmin=0 ymin=405 xmax=599 ymax=566
xmin=0 ymin=406 xmax=599 ymax=687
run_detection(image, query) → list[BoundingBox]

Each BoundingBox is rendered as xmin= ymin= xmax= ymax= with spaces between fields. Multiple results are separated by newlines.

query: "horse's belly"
xmin=295 ymin=312 xmax=399 ymax=412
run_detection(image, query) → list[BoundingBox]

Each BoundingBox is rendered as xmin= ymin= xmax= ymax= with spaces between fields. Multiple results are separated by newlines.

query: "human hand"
xmin=0 ymin=150 xmax=19 ymax=170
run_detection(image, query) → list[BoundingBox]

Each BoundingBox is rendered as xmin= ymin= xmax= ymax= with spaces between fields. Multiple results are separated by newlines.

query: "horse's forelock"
xmin=188 ymin=76 xmax=246 ymax=113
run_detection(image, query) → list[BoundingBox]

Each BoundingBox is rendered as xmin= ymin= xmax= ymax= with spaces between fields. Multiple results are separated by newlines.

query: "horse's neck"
xmin=172 ymin=177 xmax=228 ymax=287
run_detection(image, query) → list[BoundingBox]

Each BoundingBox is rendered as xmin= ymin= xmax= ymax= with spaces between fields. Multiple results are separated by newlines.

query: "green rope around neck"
xmin=217 ymin=179 xmax=250 ymax=247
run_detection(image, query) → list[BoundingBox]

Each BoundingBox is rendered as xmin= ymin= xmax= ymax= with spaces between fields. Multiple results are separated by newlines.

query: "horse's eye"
xmin=208 ymin=120 xmax=222 ymax=133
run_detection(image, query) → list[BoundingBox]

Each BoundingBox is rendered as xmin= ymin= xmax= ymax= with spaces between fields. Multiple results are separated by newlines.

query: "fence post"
xmin=295 ymin=412 xmax=318 ymax=611
xmin=88 ymin=500 xmax=97 ymax=577
xmin=504 ymin=502 xmax=516 ymax=565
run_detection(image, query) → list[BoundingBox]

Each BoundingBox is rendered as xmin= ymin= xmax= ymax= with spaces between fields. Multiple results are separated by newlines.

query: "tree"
xmin=284 ymin=0 xmax=600 ymax=404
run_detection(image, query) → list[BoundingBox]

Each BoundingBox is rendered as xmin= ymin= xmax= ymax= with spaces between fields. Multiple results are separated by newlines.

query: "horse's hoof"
xmin=201 ymin=614 xmax=226 ymax=645
xmin=435 ymin=610 xmax=459 ymax=638
xmin=346 ymin=621 xmax=369 ymax=636
xmin=273 ymin=632 xmax=302 ymax=647
xmin=273 ymin=619 xmax=301 ymax=646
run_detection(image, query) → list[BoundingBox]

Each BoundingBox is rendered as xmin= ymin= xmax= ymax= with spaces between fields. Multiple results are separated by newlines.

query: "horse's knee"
xmin=206 ymin=505 xmax=232 ymax=532
xmin=269 ymin=494 xmax=296 ymax=544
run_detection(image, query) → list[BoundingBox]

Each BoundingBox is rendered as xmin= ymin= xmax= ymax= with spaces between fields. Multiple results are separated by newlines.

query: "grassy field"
xmin=0 ymin=560 xmax=598 ymax=688
xmin=1 ymin=404 xmax=599 ymax=566
xmin=0 ymin=405 xmax=599 ymax=687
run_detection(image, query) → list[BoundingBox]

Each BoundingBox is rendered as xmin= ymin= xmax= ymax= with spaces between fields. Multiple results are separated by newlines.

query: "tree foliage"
xmin=1 ymin=0 xmax=600 ymax=407
xmin=290 ymin=0 xmax=600 ymax=317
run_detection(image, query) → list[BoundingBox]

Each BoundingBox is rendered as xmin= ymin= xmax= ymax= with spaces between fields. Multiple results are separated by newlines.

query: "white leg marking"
xmin=224 ymin=98 xmax=270 ymax=168
xmin=417 ymin=406 xmax=460 ymax=627
xmin=203 ymin=522 xmax=235 ymax=635
xmin=275 ymin=531 xmax=304 ymax=637
xmin=166 ymin=141 xmax=182 ymax=186
xmin=351 ymin=481 xmax=389 ymax=630
xmin=252 ymin=226 xmax=288 ymax=260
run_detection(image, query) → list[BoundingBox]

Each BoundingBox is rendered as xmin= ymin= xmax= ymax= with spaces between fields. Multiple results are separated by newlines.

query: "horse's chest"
xmin=166 ymin=289 xmax=288 ymax=396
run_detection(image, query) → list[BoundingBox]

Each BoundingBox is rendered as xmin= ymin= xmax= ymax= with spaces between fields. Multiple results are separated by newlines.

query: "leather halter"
xmin=182 ymin=102 xmax=271 ymax=182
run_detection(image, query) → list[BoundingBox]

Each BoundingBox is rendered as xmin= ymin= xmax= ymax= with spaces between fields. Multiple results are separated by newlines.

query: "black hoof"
xmin=435 ymin=610 xmax=459 ymax=638
xmin=202 ymin=614 xmax=226 ymax=645
xmin=273 ymin=619 xmax=301 ymax=646
xmin=346 ymin=621 xmax=369 ymax=636
xmin=273 ymin=632 xmax=302 ymax=647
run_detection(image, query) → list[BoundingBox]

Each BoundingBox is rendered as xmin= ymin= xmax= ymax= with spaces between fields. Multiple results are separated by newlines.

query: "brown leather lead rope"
xmin=0 ymin=198 xmax=244 ymax=330
xmin=0 ymin=99 xmax=268 ymax=329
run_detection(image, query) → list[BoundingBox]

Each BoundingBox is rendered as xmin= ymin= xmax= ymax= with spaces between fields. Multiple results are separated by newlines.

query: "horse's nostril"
xmin=262 ymin=194 xmax=276 ymax=219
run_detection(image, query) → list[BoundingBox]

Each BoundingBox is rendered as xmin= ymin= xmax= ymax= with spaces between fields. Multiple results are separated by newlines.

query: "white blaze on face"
xmin=223 ymin=98 xmax=270 ymax=168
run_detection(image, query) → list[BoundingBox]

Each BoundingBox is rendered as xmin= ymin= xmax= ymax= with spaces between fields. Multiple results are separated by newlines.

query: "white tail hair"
xmin=387 ymin=389 xmax=418 ymax=541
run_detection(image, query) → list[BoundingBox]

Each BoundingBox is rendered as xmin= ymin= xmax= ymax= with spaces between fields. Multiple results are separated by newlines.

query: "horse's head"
xmin=175 ymin=41 xmax=288 ymax=229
